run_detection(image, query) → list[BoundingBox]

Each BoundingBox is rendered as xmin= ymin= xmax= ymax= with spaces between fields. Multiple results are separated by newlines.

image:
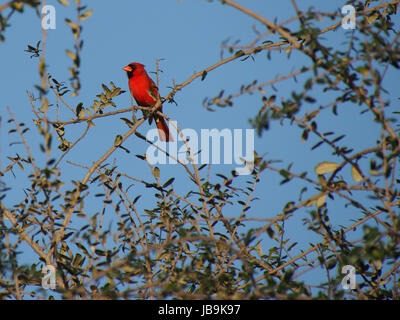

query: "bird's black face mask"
xmin=126 ymin=64 xmax=137 ymax=78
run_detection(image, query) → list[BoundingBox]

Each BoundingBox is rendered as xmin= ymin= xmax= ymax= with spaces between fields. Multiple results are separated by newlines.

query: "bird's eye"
xmin=129 ymin=64 xmax=137 ymax=72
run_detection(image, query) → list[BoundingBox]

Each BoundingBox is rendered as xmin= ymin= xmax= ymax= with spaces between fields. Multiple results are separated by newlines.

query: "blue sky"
xmin=1 ymin=0 xmax=399 ymax=295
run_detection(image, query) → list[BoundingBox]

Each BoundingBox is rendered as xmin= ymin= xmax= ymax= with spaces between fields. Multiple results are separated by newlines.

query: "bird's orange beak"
xmin=123 ymin=65 xmax=132 ymax=72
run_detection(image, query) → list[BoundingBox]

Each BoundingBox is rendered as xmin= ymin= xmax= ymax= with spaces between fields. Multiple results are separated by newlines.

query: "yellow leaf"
xmin=306 ymin=198 xmax=316 ymax=207
xmin=316 ymin=194 xmax=326 ymax=208
xmin=121 ymin=265 xmax=135 ymax=273
xmin=274 ymin=222 xmax=282 ymax=235
xmin=370 ymin=170 xmax=383 ymax=176
xmin=360 ymin=68 xmax=369 ymax=77
xmin=351 ymin=166 xmax=363 ymax=182
xmin=65 ymin=19 xmax=78 ymax=30
xmin=367 ymin=12 xmax=379 ymax=24
xmin=39 ymin=59 xmax=45 ymax=76
xmin=256 ymin=242 xmax=263 ymax=257
xmin=306 ymin=193 xmax=325 ymax=208
xmin=78 ymin=108 xmax=85 ymax=119
xmin=315 ymin=161 xmax=339 ymax=175
xmin=65 ymin=49 xmax=76 ymax=61
xmin=16 ymin=162 xmax=24 ymax=171
xmin=58 ymin=0 xmax=70 ymax=6
xmin=12 ymin=3 xmax=23 ymax=10
xmin=80 ymin=9 xmax=93 ymax=21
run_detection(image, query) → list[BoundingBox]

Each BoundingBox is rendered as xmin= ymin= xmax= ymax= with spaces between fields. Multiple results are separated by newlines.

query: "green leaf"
xmin=301 ymin=129 xmax=309 ymax=142
xmin=114 ymin=135 xmax=123 ymax=147
xmin=102 ymin=83 xmax=111 ymax=97
xmin=163 ymin=178 xmax=175 ymax=188
xmin=111 ymin=88 xmax=122 ymax=98
xmin=133 ymin=195 xmax=141 ymax=204
xmin=120 ymin=118 xmax=134 ymax=128
xmin=72 ymin=253 xmax=84 ymax=267
xmin=266 ymin=227 xmax=275 ymax=239
xmin=153 ymin=167 xmax=160 ymax=179
xmin=75 ymin=102 xmax=83 ymax=116
xmin=234 ymin=50 xmax=245 ymax=57
xmin=305 ymin=109 xmax=319 ymax=121
xmin=311 ymin=141 xmax=323 ymax=150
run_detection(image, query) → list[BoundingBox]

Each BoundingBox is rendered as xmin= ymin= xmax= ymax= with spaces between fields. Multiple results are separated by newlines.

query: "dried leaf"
xmin=80 ymin=9 xmax=93 ymax=21
xmin=66 ymin=49 xmax=77 ymax=61
xmin=153 ymin=167 xmax=160 ymax=179
xmin=256 ymin=242 xmax=263 ymax=257
xmin=58 ymin=0 xmax=70 ymax=6
xmin=315 ymin=161 xmax=339 ymax=174
xmin=114 ymin=135 xmax=123 ymax=147
xmin=316 ymin=194 xmax=326 ymax=208
xmin=366 ymin=12 xmax=379 ymax=24
xmin=351 ymin=166 xmax=363 ymax=182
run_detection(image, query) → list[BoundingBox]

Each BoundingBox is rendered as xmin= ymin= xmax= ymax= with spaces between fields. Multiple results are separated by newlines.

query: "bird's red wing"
xmin=129 ymin=75 xmax=158 ymax=107
xmin=149 ymin=78 xmax=161 ymax=106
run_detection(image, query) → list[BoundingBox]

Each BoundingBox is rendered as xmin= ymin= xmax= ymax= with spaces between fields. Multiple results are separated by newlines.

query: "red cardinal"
xmin=123 ymin=62 xmax=173 ymax=142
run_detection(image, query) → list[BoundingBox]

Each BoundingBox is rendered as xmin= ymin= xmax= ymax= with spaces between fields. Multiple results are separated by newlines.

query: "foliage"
xmin=0 ymin=0 xmax=400 ymax=300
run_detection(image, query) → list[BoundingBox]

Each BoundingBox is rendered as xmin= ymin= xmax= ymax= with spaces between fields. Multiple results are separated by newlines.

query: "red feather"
xmin=123 ymin=62 xmax=173 ymax=142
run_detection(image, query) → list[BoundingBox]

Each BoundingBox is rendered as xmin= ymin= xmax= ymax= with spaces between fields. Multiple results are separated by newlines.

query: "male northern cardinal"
xmin=123 ymin=62 xmax=173 ymax=142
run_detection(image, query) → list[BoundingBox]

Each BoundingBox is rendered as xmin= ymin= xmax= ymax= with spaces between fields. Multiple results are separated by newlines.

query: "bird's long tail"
xmin=155 ymin=116 xmax=173 ymax=142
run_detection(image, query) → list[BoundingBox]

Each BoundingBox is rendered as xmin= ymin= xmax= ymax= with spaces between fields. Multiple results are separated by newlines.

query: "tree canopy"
xmin=0 ymin=0 xmax=400 ymax=300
